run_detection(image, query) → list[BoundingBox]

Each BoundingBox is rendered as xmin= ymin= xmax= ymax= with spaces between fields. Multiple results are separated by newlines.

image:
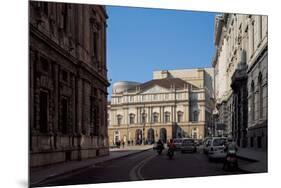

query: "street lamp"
xmin=142 ymin=108 xmax=146 ymax=145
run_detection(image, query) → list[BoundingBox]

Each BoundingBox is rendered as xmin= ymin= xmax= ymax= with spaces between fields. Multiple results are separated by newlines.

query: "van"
xmin=207 ymin=137 xmax=228 ymax=160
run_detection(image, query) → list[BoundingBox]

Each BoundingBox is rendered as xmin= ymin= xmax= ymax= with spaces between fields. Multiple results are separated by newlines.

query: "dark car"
xmin=180 ymin=138 xmax=197 ymax=153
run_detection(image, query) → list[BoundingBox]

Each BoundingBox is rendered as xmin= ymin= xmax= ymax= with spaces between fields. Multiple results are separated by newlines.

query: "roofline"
xmin=153 ymin=67 xmax=214 ymax=72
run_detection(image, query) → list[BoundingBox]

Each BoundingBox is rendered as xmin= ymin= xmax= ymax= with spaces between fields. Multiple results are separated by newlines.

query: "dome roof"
xmin=112 ymin=81 xmax=140 ymax=93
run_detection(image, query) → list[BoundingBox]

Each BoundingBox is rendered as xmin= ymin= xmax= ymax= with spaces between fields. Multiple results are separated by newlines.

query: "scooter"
xmin=156 ymin=144 xmax=164 ymax=155
xmin=223 ymin=149 xmax=238 ymax=171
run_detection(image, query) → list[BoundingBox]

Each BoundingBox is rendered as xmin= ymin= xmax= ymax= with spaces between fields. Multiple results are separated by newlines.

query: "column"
xmin=257 ymin=16 xmax=262 ymax=44
xmin=200 ymin=104 xmax=206 ymax=122
xmin=137 ymin=107 xmax=140 ymax=124
xmin=159 ymin=106 xmax=162 ymax=123
xmin=76 ymin=77 xmax=83 ymax=134
xmin=248 ymin=19 xmax=254 ymax=58
xmin=185 ymin=103 xmax=190 ymax=122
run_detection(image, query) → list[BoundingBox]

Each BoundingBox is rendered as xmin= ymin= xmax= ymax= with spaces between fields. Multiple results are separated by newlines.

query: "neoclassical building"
xmin=29 ymin=1 xmax=109 ymax=167
xmin=108 ymin=68 xmax=214 ymax=145
xmin=213 ymin=13 xmax=268 ymax=150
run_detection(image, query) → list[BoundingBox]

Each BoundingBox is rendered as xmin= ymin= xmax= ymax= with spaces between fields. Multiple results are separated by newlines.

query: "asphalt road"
xmin=35 ymin=148 xmax=248 ymax=187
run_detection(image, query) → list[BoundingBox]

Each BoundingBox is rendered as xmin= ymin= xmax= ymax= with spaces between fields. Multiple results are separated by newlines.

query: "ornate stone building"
xmin=213 ymin=13 xmax=268 ymax=150
xmin=29 ymin=1 xmax=109 ymax=167
xmin=108 ymin=68 xmax=214 ymax=146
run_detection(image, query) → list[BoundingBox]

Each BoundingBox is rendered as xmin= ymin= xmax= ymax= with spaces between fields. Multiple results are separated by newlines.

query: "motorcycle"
xmin=167 ymin=148 xmax=174 ymax=159
xmin=223 ymin=149 xmax=238 ymax=171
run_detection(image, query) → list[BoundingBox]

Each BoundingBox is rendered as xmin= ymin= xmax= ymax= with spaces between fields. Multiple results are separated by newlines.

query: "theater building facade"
xmin=29 ymin=1 xmax=109 ymax=167
xmin=108 ymin=68 xmax=214 ymax=146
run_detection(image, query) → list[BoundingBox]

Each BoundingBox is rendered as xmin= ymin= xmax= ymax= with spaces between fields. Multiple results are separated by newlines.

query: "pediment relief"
xmin=140 ymin=85 xmax=170 ymax=94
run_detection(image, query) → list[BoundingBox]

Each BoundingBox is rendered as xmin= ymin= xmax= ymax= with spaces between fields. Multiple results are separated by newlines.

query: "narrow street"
xmin=35 ymin=148 xmax=248 ymax=187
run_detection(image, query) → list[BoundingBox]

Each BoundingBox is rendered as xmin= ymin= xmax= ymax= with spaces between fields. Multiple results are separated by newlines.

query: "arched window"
xmin=251 ymin=81 xmax=255 ymax=122
xmin=129 ymin=113 xmax=135 ymax=124
xmin=193 ymin=111 xmax=199 ymax=122
xmin=164 ymin=112 xmax=170 ymax=123
xmin=177 ymin=111 xmax=183 ymax=123
xmin=117 ymin=115 xmax=122 ymax=125
xmin=153 ymin=112 xmax=159 ymax=123
xmin=141 ymin=113 xmax=147 ymax=124
xmin=258 ymin=73 xmax=263 ymax=119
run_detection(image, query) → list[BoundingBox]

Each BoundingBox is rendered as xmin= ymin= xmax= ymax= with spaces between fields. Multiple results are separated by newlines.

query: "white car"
xmin=207 ymin=137 xmax=228 ymax=160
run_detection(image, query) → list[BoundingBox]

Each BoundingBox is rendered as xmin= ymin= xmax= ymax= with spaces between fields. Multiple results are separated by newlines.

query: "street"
xmin=35 ymin=148 xmax=248 ymax=187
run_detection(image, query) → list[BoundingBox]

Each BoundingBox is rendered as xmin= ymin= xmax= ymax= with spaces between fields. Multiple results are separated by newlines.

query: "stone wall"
xmin=29 ymin=1 xmax=109 ymax=167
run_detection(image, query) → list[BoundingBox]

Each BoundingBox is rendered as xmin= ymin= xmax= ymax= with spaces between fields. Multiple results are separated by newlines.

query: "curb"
xmin=237 ymin=155 xmax=259 ymax=162
xmin=238 ymin=167 xmax=254 ymax=173
xmin=30 ymin=148 xmax=152 ymax=187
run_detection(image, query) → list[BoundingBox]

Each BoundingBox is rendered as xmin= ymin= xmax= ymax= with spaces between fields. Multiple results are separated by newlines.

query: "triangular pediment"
xmin=140 ymin=85 xmax=170 ymax=94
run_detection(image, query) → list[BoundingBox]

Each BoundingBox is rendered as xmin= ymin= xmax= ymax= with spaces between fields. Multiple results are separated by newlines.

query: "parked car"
xmin=194 ymin=139 xmax=203 ymax=146
xmin=173 ymin=138 xmax=184 ymax=150
xmin=207 ymin=137 xmax=228 ymax=161
xmin=181 ymin=138 xmax=197 ymax=153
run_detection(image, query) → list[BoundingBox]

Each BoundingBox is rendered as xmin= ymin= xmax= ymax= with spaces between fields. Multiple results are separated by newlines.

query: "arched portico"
xmin=147 ymin=128 xmax=155 ymax=144
xmin=135 ymin=129 xmax=143 ymax=145
xmin=160 ymin=128 xmax=167 ymax=143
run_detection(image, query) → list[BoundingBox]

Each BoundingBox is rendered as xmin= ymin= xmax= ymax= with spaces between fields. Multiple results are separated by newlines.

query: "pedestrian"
xmin=122 ymin=139 xmax=125 ymax=148
xmin=128 ymin=140 xmax=130 ymax=146
xmin=131 ymin=140 xmax=134 ymax=146
xmin=117 ymin=140 xmax=120 ymax=148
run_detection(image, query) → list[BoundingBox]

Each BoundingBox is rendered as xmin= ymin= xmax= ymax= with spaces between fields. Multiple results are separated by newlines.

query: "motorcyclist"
xmin=167 ymin=139 xmax=176 ymax=152
xmin=224 ymin=138 xmax=238 ymax=154
xmin=156 ymin=139 xmax=164 ymax=150
xmin=223 ymin=138 xmax=238 ymax=170
xmin=167 ymin=139 xmax=176 ymax=159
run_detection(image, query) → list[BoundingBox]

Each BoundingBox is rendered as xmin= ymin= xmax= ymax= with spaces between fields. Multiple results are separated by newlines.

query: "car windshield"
xmin=183 ymin=139 xmax=194 ymax=145
xmin=213 ymin=138 xmax=226 ymax=146
xmin=174 ymin=139 xmax=182 ymax=143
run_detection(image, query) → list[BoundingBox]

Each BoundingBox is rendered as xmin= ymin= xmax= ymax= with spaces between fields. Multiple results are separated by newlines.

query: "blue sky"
xmin=106 ymin=6 xmax=217 ymax=96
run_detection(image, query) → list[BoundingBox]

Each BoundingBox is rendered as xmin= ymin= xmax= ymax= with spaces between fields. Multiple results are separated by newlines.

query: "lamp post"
xmin=142 ymin=108 xmax=146 ymax=145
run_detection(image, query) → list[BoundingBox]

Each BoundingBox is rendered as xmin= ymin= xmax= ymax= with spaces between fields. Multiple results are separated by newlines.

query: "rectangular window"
xmin=61 ymin=98 xmax=68 ymax=134
xmin=62 ymin=70 xmax=68 ymax=82
xmin=250 ymin=137 xmax=254 ymax=147
xmin=42 ymin=2 xmax=48 ymax=15
xmin=39 ymin=91 xmax=48 ymax=133
xmin=117 ymin=116 xmax=122 ymax=125
xmin=40 ymin=57 xmax=49 ymax=72
xmin=257 ymin=136 xmax=262 ymax=148
xmin=63 ymin=4 xmax=68 ymax=32
xmin=129 ymin=115 xmax=135 ymax=124
xmin=142 ymin=114 xmax=146 ymax=124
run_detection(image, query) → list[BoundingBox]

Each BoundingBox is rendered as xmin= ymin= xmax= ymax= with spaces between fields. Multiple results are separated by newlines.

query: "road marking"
xmin=129 ymin=153 xmax=157 ymax=181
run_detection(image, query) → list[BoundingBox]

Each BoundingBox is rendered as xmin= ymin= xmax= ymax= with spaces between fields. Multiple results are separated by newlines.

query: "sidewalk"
xmin=237 ymin=147 xmax=268 ymax=173
xmin=30 ymin=145 xmax=153 ymax=186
